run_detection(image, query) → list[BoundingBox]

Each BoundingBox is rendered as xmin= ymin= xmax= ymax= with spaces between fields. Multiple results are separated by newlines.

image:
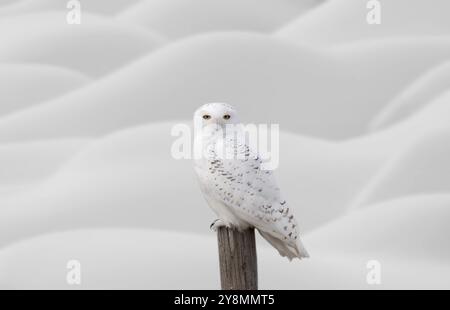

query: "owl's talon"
xmin=210 ymin=219 xmax=225 ymax=231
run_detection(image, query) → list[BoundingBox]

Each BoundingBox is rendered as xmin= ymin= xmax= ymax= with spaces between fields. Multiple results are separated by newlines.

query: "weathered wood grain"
xmin=217 ymin=227 xmax=258 ymax=290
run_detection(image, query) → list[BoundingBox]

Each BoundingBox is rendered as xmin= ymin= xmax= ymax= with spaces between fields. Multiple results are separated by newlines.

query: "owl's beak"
xmin=207 ymin=118 xmax=222 ymax=126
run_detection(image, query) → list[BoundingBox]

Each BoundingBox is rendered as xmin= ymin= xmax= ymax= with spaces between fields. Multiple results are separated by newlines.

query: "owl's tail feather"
xmin=294 ymin=239 xmax=310 ymax=259
xmin=258 ymin=231 xmax=309 ymax=261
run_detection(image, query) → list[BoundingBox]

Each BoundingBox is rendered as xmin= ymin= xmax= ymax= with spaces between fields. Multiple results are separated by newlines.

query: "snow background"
xmin=0 ymin=0 xmax=449 ymax=289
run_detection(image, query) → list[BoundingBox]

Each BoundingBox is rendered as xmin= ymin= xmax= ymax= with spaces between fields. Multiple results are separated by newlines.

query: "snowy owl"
xmin=193 ymin=103 xmax=309 ymax=260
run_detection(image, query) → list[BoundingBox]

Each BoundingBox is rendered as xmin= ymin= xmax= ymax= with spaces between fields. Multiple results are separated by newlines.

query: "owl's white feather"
xmin=193 ymin=103 xmax=309 ymax=260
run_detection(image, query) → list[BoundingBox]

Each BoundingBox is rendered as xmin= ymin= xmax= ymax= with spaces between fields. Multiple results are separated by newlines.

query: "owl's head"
xmin=193 ymin=103 xmax=239 ymax=128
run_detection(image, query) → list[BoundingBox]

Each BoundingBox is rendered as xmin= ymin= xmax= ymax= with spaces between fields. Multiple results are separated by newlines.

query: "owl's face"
xmin=194 ymin=103 xmax=239 ymax=128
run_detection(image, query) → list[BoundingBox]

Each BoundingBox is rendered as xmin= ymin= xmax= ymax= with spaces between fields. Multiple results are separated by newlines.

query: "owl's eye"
xmin=203 ymin=115 xmax=211 ymax=120
xmin=223 ymin=114 xmax=231 ymax=120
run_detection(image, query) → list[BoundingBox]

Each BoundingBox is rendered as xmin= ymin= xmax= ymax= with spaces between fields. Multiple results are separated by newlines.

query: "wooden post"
xmin=217 ymin=227 xmax=258 ymax=290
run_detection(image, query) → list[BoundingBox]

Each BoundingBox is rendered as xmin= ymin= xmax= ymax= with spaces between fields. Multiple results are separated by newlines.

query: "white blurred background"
xmin=0 ymin=0 xmax=449 ymax=289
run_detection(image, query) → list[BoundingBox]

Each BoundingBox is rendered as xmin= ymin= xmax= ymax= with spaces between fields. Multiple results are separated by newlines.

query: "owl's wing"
xmin=203 ymin=135 xmax=309 ymax=260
